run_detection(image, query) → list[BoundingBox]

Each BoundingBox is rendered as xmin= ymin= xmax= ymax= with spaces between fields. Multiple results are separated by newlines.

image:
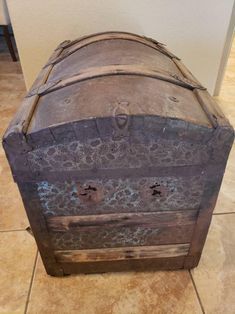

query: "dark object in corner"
xmin=0 ymin=25 xmax=17 ymax=61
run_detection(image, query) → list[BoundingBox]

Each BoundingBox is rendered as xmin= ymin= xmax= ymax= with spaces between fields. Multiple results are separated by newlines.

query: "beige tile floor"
xmin=0 ymin=38 xmax=234 ymax=314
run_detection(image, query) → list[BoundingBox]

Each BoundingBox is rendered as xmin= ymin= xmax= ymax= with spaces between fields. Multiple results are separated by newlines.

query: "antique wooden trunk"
xmin=3 ymin=31 xmax=234 ymax=276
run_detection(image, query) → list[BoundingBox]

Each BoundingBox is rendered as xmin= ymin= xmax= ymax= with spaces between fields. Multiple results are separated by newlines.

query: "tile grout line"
xmin=0 ymin=228 xmax=27 ymax=233
xmin=24 ymin=250 xmax=38 ymax=314
xmin=189 ymin=270 xmax=206 ymax=314
xmin=213 ymin=212 xmax=235 ymax=215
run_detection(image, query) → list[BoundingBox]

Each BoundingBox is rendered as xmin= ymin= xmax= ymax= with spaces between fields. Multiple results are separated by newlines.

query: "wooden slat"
xmin=27 ymin=64 xmax=204 ymax=98
xmin=18 ymin=183 xmax=65 ymax=276
xmin=3 ymin=44 xmax=64 ymax=154
xmin=13 ymin=164 xmax=206 ymax=183
xmin=171 ymin=60 xmax=227 ymax=130
xmin=47 ymin=210 xmax=198 ymax=232
xmin=50 ymin=225 xmax=194 ymax=250
xmin=61 ymin=256 xmax=186 ymax=274
xmin=45 ymin=32 xmax=179 ymax=67
xmin=173 ymin=58 xmax=203 ymax=87
xmin=54 ymin=244 xmax=190 ymax=263
xmin=54 ymin=31 xmax=165 ymax=51
xmin=184 ymin=163 xmax=233 ymax=268
xmin=194 ymin=89 xmax=231 ymax=128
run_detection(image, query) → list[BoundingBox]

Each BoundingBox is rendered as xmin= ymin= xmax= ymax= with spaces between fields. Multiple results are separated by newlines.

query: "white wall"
xmin=7 ymin=0 xmax=235 ymax=94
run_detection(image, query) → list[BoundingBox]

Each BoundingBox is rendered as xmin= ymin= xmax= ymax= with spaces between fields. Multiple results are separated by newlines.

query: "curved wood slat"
xmin=27 ymin=64 xmax=204 ymax=98
xmin=46 ymin=32 xmax=180 ymax=67
xmin=173 ymin=58 xmax=202 ymax=87
xmin=3 ymin=44 xmax=64 ymax=153
xmin=55 ymin=31 xmax=165 ymax=50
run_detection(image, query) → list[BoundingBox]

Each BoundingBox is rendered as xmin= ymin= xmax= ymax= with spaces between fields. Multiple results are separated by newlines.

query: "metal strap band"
xmin=45 ymin=32 xmax=180 ymax=67
xmin=27 ymin=64 xmax=205 ymax=98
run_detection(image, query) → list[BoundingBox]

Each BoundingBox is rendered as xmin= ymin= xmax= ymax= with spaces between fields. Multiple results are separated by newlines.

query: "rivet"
xmin=64 ymin=98 xmax=71 ymax=104
xmin=169 ymin=96 xmax=179 ymax=103
xmin=120 ymin=101 xmax=129 ymax=106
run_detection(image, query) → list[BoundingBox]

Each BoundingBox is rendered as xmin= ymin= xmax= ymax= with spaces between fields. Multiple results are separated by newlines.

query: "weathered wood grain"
xmin=3 ymin=45 xmax=63 ymax=150
xmin=45 ymin=32 xmax=178 ymax=67
xmin=27 ymin=64 xmax=204 ymax=98
xmin=194 ymin=89 xmax=231 ymax=128
xmin=54 ymin=31 xmax=165 ymax=51
xmin=61 ymin=256 xmax=186 ymax=274
xmin=2 ymin=44 xmax=64 ymax=178
xmin=48 ymin=211 xmax=197 ymax=250
xmin=18 ymin=182 xmax=65 ymax=276
xmin=47 ymin=210 xmax=197 ymax=232
xmin=173 ymin=58 xmax=202 ymax=87
xmin=54 ymin=244 xmax=190 ymax=263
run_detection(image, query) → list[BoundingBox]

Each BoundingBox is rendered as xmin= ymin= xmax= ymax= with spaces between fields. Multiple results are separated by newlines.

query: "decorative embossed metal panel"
xmin=3 ymin=32 xmax=234 ymax=276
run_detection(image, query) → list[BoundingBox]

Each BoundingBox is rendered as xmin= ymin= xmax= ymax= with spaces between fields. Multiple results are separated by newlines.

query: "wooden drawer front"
xmin=47 ymin=210 xmax=197 ymax=250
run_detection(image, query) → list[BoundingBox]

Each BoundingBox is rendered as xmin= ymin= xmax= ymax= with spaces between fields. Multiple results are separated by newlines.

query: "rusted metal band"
xmin=44 ymin=32 xmax=180 ymax=67
xmin=27 ymin=65 xmax=205 ymax=98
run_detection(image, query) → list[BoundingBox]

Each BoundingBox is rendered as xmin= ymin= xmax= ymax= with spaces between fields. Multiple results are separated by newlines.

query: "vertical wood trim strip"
xmin=18 ymin=182 xmax=65 ymax=276
xmin=194 ymin=89 xmax=231 ymax=128
xmin=184 ymin=165 xmax=225 ymax=268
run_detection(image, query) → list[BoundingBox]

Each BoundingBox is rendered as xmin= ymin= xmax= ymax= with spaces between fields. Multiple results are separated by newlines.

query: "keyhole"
xmin=150 ymin=183 xmax=162 ymax=197
xmin=77 ymin=183 xmax=103 ymax=204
